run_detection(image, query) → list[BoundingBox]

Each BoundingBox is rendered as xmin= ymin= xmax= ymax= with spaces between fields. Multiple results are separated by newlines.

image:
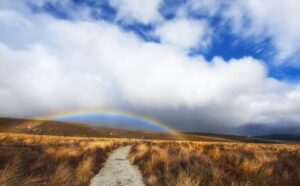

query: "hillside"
xmin=0 ymin=117 xmax=282 ymax=143
xmin=0 ymin=117 xmax=180 ymax=140
xmin=255 ymin=134 xmax=300 ymax=142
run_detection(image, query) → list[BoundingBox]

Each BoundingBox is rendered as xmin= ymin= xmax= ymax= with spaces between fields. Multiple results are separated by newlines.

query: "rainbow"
xmin=34 ymin=109 xmax=182 ymax=137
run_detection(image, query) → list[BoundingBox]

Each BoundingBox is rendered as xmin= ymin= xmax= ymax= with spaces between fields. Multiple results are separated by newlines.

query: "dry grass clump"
xmin=129 ymin=141 xmax=300 ymax=186
xmin=0 ymin=133 xmax=132 ymax=186
xmin=76 ymin=156 xmax=94 ymax=184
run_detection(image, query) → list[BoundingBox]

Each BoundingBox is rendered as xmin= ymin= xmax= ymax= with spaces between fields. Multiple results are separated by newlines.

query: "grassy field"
xmin=0 ymin=133 xmax=135 ymax=185
xmin=129 ymin=141 xmax=300 ymax=186
xmin=1 ymin=118 xmax=300 ymax=186
xmin=1 ymin=133 xmax=299 ymax=186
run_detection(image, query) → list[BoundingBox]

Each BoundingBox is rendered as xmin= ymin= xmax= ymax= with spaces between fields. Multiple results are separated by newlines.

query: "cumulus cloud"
xmin=109 ymin=0 xmax=163 ymax=24
xmin=0 ymin=1 xmax=300 ymax=134
xmin=154 ymin=18 xmax=211 ymax=50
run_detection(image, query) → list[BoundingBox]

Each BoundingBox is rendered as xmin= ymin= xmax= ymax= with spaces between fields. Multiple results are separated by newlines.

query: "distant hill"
xmin=237 ymin=123 xmax=300 ymax=137
xmin=255 ymin=134 xmax=300 ymax=142
xmin=0 ymin=117 xmax=288 ymax=143
xmin=0 ymin=117 xmax=179 ymax=140
xmin=183 ymin=132 xmax=278 ymax=143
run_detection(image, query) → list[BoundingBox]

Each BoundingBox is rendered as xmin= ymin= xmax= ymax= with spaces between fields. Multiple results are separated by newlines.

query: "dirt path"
xmin=90 ymin=146 xmax=145 ymax=186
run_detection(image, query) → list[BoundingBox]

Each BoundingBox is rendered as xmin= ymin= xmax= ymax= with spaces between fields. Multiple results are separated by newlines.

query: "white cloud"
xmin=0 ymin=1 xmax=300 ymax=131
xmin=0 ymin=9 xmax=32 ymax=27
xmin=177 ymin=0 xmax=221 ymax=17
xmin=155 ymin=18 xmax=211 ymax=50
xmin=224 ymin=0 xmax=300 ymax=64
xmin=109 ymin=0 xmax=163 ymax=24
xmin=176 ymin=0 xmax=300 ymax=65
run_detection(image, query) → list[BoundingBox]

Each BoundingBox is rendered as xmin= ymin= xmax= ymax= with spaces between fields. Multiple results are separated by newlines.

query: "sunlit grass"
xmin=0 ymin=133 xmax=134 ymax=185
xmin=129 ymin=141 xmax=300 ymax=186
xmin=1 ymin=133 xmax=299 ymax=186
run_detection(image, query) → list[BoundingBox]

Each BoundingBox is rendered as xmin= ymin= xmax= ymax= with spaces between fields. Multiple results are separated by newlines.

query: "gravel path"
xmin=90 ymin=146 xmax=145 ymax=186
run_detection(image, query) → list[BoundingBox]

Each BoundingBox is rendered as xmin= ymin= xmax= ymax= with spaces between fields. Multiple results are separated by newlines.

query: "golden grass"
xmin=76 ymin=156 xmax=94 ymax=184
xmin=0 ymin=133 xmax=134 ymax=185
xmin=50 ymin=163 xmax=73 ymax=185
xmin=1 ymin=132 xmax=299 ymax=186
xmin=129 ymin=141 xmax=300 ymax=186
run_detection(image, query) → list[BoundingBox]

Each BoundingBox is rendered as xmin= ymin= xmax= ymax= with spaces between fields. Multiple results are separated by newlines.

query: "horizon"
xmin=1 ymin=0 xmax=300 ymax=136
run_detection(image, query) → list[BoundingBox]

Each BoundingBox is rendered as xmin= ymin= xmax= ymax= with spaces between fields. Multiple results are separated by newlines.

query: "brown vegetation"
xmin=0 ymin=118 xmax=180 ymax=140
xmin=0 ymin=133 xmax=134 ymax=186
xmin=1 ymin=125 xmax=299 ymax=186
xmin=1 ymin=117 xmax=277 ymax=143
xmin=129 ymin=141 xmax=300 ymax=186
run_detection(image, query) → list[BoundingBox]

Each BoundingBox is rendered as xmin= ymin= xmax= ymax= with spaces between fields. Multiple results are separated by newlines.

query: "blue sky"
xmin=0 ymin=0 xmax=300 ymax=134
xmin=30 ymin=0 xmax=300 ymax=81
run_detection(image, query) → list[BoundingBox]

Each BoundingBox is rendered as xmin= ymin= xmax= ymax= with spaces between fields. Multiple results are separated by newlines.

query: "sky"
xmin=0 ymin=0 xmax=300 ymax=135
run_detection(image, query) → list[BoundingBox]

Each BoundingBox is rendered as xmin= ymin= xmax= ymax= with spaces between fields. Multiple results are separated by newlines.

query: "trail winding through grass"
xmin=90 ymin=146 xmax=145 ymax=186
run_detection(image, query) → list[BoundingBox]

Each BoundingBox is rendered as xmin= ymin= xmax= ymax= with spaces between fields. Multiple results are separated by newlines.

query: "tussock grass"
xmin=1 ymin=132 xmax=299 ymax=186
xmin=0 ymin=133 xmax=133 ymax=185
xmin=76 ymin=156 xmax=94 ymax=184
xmin=129 ymin=141 xmax=300 ymax=186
